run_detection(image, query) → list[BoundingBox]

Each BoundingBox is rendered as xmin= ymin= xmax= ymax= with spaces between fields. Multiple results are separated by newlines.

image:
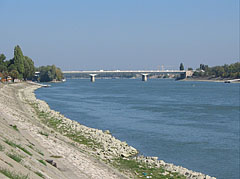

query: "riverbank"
xmin=180 ymin=77 xmax=240 ymax=83
xmin=0 ymin=82 xmax=216 ymax=179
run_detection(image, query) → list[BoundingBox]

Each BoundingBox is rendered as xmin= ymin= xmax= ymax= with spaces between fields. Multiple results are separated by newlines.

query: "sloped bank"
xmin=26 ymin=83 xmax=216 ymax=179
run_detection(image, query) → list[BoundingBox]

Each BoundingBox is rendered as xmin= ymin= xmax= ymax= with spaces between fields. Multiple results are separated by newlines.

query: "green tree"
xmin=23 ymin=56 xmax=35 ymax=80
xmin=0 ymin=54 xmax=6 ymax=64
xmin=13 ymin=45 xmax=25 ymax=77
xmin=9 ymin=70 xmax=19 ymax=82
xmin=180 ymin=63 xmax=184 ymax=71
xmin=38 ymin=65 xmax=64 ymax=82
xmin=0 ymin=54 xmax=7 ymax=73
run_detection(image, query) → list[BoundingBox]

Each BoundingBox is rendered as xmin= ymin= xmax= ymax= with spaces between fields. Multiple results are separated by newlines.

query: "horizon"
xmin=0 ymin=0 xmax=239 ymax=70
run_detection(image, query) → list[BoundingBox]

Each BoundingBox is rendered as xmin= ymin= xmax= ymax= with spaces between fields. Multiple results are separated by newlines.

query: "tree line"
xmin=193 ymin=62 xmax=240 ymax=79
xmin=0 ymin=45 xmax=63 ymax=82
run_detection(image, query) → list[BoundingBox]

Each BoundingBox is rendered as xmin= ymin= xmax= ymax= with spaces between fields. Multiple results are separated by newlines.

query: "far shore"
xmin=179 ymin=77 xmax=240 ymax=83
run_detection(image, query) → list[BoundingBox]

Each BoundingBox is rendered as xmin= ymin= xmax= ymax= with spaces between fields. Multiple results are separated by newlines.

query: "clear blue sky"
xmin=0 ymin=0 xmax=239 ymax=70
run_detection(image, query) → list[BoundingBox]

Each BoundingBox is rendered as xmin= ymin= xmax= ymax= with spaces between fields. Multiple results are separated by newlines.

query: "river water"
xmin=35 ymin=79 xmax=239 ymax=179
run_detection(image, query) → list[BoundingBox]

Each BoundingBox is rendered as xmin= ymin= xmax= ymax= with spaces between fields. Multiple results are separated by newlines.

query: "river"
xmin=35 ymin=79 xmax=239 ymax=179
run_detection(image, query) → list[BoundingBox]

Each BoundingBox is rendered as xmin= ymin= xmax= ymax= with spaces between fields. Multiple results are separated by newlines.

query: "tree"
xmin=180 ymin=63 xmax=184 ymax=71
xmin=13 ymin=45 xmax=25 ymax=77
xmin=0 ymin=54 xmax=6 ymax=64
xmin=9 ymin=70 xmax=19 ymax=82
xmin=38 ymin=65 xmax=64 ymax=82
xmin=188 ymin=67 xmax=193 ymax=71
xmin=23 ymin=56 xmax=35 ymax=80
xmin=0 ymin=53 xmax=7 ymax=73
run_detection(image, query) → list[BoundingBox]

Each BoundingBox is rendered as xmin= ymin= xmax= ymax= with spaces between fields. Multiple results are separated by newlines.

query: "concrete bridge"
xmin=63 ymin=70 xmax=193 ymax=82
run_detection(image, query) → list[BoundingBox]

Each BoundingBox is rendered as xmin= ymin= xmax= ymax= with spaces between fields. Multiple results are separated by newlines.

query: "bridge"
xmin=63 ymin=70 xmax=193 ymax=82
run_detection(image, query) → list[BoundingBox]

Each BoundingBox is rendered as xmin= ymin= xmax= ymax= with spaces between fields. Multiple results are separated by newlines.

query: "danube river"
xmin=35 ymin=79 xmax=239 ymax=179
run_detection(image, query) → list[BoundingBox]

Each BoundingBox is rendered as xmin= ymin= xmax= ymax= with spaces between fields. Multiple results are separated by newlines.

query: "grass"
xmin=4 ymin=161 xmax=13 ymax=167
xmin=35 ymin=171 xmax=45 ymax=178
xmin=27 ymin=144 xmax=34 ymax=149
xmin=30 ymin=100 xmax=186 ymax=179
xmin=7 ymin=153 xmax=22 ymax=163
xmin=50 ymin=155 xmax=62 ymax=158
xmin=27 ymin=144 xmax=44 ymax=156
xmin=33 ymin=104 xmax=101 ymax=149
xmin=38 ymin=159 xmax=47 ymax=166
xmin=113 ymin=158 xmax=186 ymax=179
xmin=12 ymin=125 xmax=19 ymax=131
xmin=0 ymin=143 xmax=4 ymax=151
xmin=4 ymin=139 xmax=32 ymax=156
xmin=0 ymin=168 xmax=28 ymax=179
xmin=37 ymin=150 xmax=44 ymax=156
xmin=39 ymin=131 xmax=49 ymax=137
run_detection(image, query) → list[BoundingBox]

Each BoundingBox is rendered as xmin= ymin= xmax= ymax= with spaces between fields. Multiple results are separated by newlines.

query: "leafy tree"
xmin=9 ymin=70 xmax=19 ymax=81
xmin=13 ymin=45 xmax=25 ymax=77
xmin=8 ymin=64 xmax=17 ymax=72
xmin=37 ymin=65 xmax=64 ymax=82
xmin=193 ymin=62 xmax=240 ymax=79
xmin=0 ymin=53 xmax=7 ymax=73
xmin=23 ymin=56 xmax=35 ymax=80
xmin=0 ymin=54 xmax=6 ymax=64
xmin=180 ymin=63 xmax=184 ymax=71
xmin=188 ymin=67 xmax=193 ymax=71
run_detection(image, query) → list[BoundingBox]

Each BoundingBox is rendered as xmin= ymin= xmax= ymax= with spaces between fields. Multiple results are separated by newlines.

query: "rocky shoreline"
xmin=27 ymin=82 xmax=216 ymax=179
xmin=0 ymin=82 xmax=216 ymax=178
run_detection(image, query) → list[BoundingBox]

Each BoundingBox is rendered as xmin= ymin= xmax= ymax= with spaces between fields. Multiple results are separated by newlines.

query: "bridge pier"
xmin=89 ymin=74 xmax=97 ymax=82
xmin=141 ymin=74 xmax=148 ymax=81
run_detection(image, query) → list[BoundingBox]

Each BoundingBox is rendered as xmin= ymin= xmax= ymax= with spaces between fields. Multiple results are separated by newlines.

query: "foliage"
xmin=179 ymin=63 xmax=184 ymax=71
xmin=0 ymin=168 xmax=29 ymax=179
xmin=11 ymin=125 xmax=19 ymax=131
xmin=1 ymin=45 xmax=63 ymax=82
xmin=39 ymin=131 xmax=49 ymax=137
xmin=4 ymin=139 xmax=32 ymax=156
xmin=35 ymin=171 xmax=45 ymax=178
xmin=113 ymin=158 xmax=186 ymax=179
xmin=193 ymin=62 xmax=240 ymax=79
xmin=38 ymin=159 xmax=47 ymax=166
xmin=7 ymin=153 xmax=22 ymax=163
xmin=0 ymin=143 xmax=4 ymax=151
xmin=9 ymin=70 xmax=19 ymax=81
xmin=23 ymin=56 xmax=35 ymax=80
xmin=37 ymin=65 xmax=64 ymax=82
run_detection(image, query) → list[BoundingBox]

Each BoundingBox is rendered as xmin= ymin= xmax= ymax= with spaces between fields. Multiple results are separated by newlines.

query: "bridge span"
xmin=63 ymin=70 xmax=193 ymax=82
xmin=63 ymin=70 xmax=186 ymax=73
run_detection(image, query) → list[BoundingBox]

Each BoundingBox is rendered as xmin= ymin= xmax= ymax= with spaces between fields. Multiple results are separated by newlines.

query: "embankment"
xmin=0 ymin=82 xmax=216 ymax=179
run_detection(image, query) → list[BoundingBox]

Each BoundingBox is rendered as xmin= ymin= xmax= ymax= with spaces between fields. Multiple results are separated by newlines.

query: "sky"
xmin=0 ymin=0 xmax=239 ymax=70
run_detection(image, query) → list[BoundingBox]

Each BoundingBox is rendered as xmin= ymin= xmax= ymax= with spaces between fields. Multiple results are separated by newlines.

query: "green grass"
xmin=12 ymin=125 xmax=19 ymax=131
xmin=4 ymin=139 xmax=18 ymax=148
xmin=113 ymin=158 xmax=186 ymax=179
xmin=39 ymin=131 xmax=49 ymax=137
xmin=33 ymin=105 xmax=101 ymax=149
xmin=27 ymin=144 xmax=44 ymax=156
xmin=0 ymin=143 xmax=4 ymax=151
xmin=7 ymin=153 xmax=22 ymax=163
xmin=30 ymin=100 xmax=186 ymax=179
xmin=0 ymin=168 xmax=28 ymax=179
xmin=4 ymin=161 xmax=13 ymax=167
xmin=17 ymin=145 xmax=32 ymax=156
xmin=50 ymin=155 xmax=62 ymax=158
xmin=35 ymin=171 xmax=45 ymax=178
xmin=27 ymin=144 xmax=34 ymax=149
xmin=38 ymin=159 xmax=47 ymax=166
xmin=37 ymin=149 xmax=44 ymax=156
xmin=4 ymin=139 xmax=32 ymax=156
